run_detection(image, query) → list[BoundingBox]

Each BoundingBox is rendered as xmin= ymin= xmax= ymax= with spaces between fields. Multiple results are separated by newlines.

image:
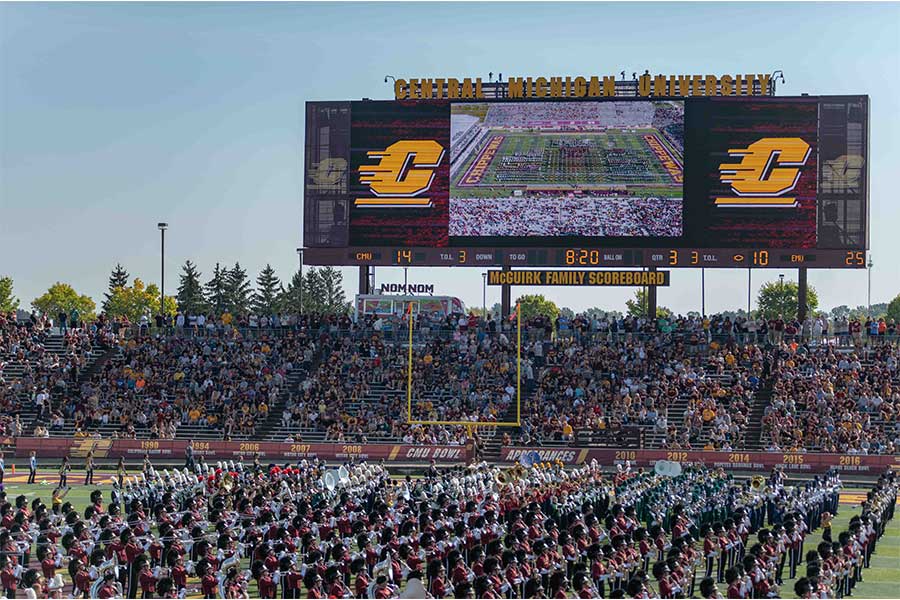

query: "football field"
xmin=1 ymin=474 xmax=897 ymax=599
xmin=452 ymin=129 xmax=683 ymax=194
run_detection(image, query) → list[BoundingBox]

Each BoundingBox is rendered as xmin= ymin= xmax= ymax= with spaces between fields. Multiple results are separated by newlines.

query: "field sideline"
xmin=2 ymin=474 xmax=896 ymax=599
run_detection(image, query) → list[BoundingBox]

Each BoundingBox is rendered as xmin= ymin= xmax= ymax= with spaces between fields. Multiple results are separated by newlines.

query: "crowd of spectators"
xmin=2 ymin=307 xmax=898 ymax=454
xmin=1 ymin=310 xmax=115 ymax=436
xmin=449 ymin=196 xmax=683 ymax=238
xmin=516 ymin=332 xmax=761 ymax=450
xmin=50 ymin=329 xmax=315 ymax=441
xmin=761 ymin=344 xmax=898 ymax=455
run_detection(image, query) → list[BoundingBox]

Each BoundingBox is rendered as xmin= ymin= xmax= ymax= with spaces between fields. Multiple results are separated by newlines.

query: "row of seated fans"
xmin=5 ymin=309 xmax=897 ymax=454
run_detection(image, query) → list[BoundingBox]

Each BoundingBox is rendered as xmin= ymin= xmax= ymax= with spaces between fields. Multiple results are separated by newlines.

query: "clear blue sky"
xmin=2 ymin=2 xmax=898 ymax=315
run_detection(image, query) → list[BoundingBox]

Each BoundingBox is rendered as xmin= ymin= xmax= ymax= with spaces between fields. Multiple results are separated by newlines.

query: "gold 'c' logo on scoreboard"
xmin=716 ymin=137 xmax=811 ymax=208
xmin=356 ymin=140 xmax=444 ymax=208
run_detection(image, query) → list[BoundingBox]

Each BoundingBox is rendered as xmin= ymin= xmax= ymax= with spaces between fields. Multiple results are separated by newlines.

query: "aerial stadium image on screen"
xmin=450 ymin=100 xmax=684 ymax=238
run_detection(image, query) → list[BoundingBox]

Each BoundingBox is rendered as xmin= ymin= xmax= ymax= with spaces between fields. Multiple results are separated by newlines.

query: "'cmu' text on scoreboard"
xmin=303 ymin=76 xmax=868 ymax=269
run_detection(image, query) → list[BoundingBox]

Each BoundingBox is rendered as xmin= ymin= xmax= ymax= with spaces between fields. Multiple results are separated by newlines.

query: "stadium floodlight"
xmin=158 ymin=223 xmax=168 ymax=325
xmin=867 ymin=256 xmax=873 ymax=315
xmin=296 ymin=248 xmax=304 ymax=315
xmin=769 ymin=70 xmax=785 ymax=94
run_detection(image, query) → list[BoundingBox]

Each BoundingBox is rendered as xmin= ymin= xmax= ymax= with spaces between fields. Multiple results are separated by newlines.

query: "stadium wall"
xmin=3 ymin=438 xmax=896 ymax=475
xmin=5 ymin=438 xmax=471 ymax=464
xmin=501 ymin=447 xmax=899 ymax=475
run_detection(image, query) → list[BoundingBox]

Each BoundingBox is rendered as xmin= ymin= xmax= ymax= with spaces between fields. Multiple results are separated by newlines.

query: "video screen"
xmin=683 ymin=98 xmax=819 ymax=248
xmin=304 ymin=96 xmax=867 ymax=255
xmin=449 ymin=101 xmax=684 ymax=239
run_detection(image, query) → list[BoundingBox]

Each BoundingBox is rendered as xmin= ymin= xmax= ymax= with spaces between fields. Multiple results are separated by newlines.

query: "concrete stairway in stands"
xmin=742 ymin=374 xmax=776 ymax=451
xmin=9 ymin=335 xmax=113 ymax=432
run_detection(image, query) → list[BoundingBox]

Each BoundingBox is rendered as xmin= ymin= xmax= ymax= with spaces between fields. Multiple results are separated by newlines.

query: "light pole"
xmin=404 ymin=267 xmax=408 ymax=293
xmin=867 ymin=256 xmax=873 ymax=316
xmin=701 ymin=268 xmax=706 ymax=317
xmin=158 ymin=223 xmax=168 ymax=324
xmin=482 ymin=272 xmax=487 ymax=316
xmin=747 ymin=268 xmax=752 ymax=318
xmin=296 ymin=248 xmax=304 ymax=315
xmin=779 ymin=273 xmax=785 ymax=316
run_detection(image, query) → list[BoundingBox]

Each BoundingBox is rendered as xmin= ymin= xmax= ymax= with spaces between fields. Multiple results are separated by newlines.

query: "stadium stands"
xmin=5 ymin=310 xmax=896 ymax=457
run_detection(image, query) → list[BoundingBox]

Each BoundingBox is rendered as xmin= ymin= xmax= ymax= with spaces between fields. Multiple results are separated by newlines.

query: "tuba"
xmin=495 ymin=465 xmax=524 ymax=486
xmin=218 ymin=550 xmax=243 ymax=599
xmin=89 ymin=555 xmax=119 ymax=599
xmin=751 ymin=475 xmax=767 ymax=493
xmin=220 ymin=473 xmax=235 ymax=493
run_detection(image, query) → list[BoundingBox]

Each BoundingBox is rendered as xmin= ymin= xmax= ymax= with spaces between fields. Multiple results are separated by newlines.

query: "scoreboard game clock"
xmin=305 ymin=246 xmax=864 ymax=269
xmin=303 ymin=93 xmax=868 ymax=269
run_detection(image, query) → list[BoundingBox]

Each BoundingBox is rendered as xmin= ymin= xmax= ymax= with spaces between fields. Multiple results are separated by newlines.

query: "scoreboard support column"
xmin=358 ymin=266 xmax=371 ymax=295
xmin=798 ymin=267 xmax=808 ymax=322
xmin=647 ymin=267 xmax=658 ymax=320
xmin=500 ymin=265 xmax=511 ymax=320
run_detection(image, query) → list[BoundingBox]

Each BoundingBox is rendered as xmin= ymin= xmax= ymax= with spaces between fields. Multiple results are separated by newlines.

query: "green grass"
xmin=3 ymin=481 xmax=896 ymax=599
xmin=776 ymin=503 xmax=900 ymax=599
xmin=453 ymin=130 xmax=678 ymax=190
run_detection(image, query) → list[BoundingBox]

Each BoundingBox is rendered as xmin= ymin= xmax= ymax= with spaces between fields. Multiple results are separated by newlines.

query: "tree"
xmin=886 ymin=294 xmax=900 ymax=324
xmin=224 ymin=263 xmax=253 ymax=314
xmin=316 ymin=266 xmax=349 ymax=314
xmin=559 ymin=307 xmax=575 ymax=319
xmin=252 ymin=264 xmax=283 ymax=314
xmin=515 ymin=294 xmax=559 ymax=321
xmin=756 ymin=280 xmax=819 ymax=320
xmin=0 ymin=277 xmax=20 ymax=312
xmin=151 ymin=289 xmax=179 ymax=317
xmin=32 ymin=283 xmax=96 ymax=320
xmin=829 ymin=305 xmax=851 ymax=320
xmin=176 ymin=261 xmax=207 ymax=315
xmin=868 ymin=302 xmax=888 ymax=320
xmin=278 ymin=269 xmax=304 ymax=314
xmin=300 ymin=268 xmax=325 ymax=313
xmin=582 ymin=307 xmax=623 ymax=320
xmin=204 ymin=263 xmax=228 ymax=314
xmin=625 ymin=289 xmax=671 ymax=318
xmin=105 ymin=278 xmax=176 ymax=321
xmin=102 ymin=264 xmax=130 ymax=313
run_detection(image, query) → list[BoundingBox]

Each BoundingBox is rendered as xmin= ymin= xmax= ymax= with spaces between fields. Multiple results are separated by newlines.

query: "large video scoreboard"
xmin=303 ymin=95 xmax=868 ymax=268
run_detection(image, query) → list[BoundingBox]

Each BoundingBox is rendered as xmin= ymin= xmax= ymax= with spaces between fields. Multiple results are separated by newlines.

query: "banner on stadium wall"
xmin=7 ymin=438 xmax=471 ymax=464
xmin=500 ymin=447 xmax=900 ymax=475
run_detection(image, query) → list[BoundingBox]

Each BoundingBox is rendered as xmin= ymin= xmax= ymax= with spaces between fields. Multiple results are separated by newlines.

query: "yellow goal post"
xmin=406 ymin=301 xmax=522 ymax=429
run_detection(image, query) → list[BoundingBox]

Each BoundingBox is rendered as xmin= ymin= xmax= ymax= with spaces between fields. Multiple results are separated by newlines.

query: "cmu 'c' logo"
xmin=716 ymin=137 xmax=811 ymax=208
xmin=356 ymin=140 xmax=445 ymax=208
